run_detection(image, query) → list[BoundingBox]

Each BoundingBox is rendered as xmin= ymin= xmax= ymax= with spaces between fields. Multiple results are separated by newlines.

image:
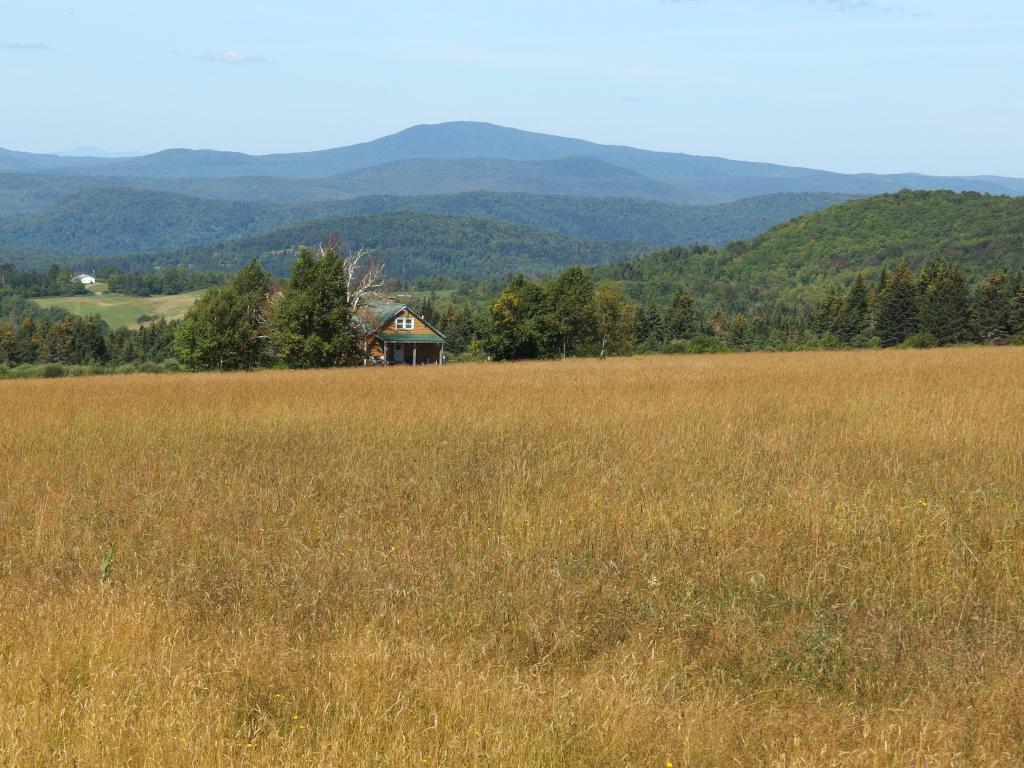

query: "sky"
xmin=1 ymin=0 xmax=1022 ymax=176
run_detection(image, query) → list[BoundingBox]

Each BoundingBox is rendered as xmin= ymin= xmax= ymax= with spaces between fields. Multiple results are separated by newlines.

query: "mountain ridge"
xmin=2 ymin=122 xmax=1021 ymax=201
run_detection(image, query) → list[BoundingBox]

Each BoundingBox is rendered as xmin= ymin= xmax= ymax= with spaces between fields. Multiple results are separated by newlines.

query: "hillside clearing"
xmin=1 ymin=349 xmax=1023 ymax=765
xmin=32 ymin=288 xmax=205 ymax=329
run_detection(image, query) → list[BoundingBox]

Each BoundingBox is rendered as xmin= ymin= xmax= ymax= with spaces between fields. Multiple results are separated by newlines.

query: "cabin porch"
xmin=381 ymin=340 xmax=444 ymax=366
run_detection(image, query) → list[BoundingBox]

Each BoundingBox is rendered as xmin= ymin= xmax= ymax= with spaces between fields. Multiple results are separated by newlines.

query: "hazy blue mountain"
xmin=311 ymin=157 xmax=704 ymax=203
xmin=0 ymin=148 xmax=113 ymax=174
xmin=0 ymin=158 xmax=707 ymax=210
xmin=2 ymin=122 xmax=1019 ymax=201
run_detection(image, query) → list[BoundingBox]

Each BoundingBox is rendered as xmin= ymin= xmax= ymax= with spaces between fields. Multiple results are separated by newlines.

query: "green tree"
xmin=876 ymin=265 xmax=919 ymax=347
xmin=174 ymin=286 xmax=253 ymax=371
xmin=270 ymin=246 xmax=354 ymax=368
xmin=14 ymin=316 xmax=40 ymax=364
xmin=174 ymin=260 xmax=271 ymax=371
xmin=0 ymin=325 xmax=15 ymax=365
xmin=231 ymin=260 xmax=272 ymax=369
xmin=838 ymin=275 xmax=870 ymax=342
xmin=593 ymin=285 xmax=637 ymax=358
xmin=726 ymin=315 xmax=751 ymax=350
xmin=917 ymin=259 xmax=973 ymax=345
xmin=636 ymin=297 xmax=666 ymax=349
xmin=813 ymin=284 xmax=845 ymax=338
xmin=485 ymin=276 xmax=553 ymax=360
xmin=1009 ymin=274 xmax=1024 ymax=335
xmin=547 ymin=266 xmax=595 ymax=359
xmin=975 ymin=273 xmax=1011 ymax=343
xmin=667 ymin=288 xmax=699 ymax=340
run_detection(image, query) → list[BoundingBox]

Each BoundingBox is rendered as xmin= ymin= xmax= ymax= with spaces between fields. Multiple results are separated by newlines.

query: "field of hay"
xmin=2 ymin=348 xmax=1023 ymax=766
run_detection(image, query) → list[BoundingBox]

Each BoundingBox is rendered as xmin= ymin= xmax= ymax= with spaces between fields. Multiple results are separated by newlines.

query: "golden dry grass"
xmin=1 ymin=348 xmax=1023 ymax=766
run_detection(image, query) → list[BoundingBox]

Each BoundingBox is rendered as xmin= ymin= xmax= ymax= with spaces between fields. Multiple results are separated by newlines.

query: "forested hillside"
xmin=597 ymin=190 xmax=1024 ymax=310
xmin=0 ymin=185 xmax=850 ymax=267
xmin=310 ymin=191 xmax=854 ymax=245
xmin=0 ymin=189 xmax=289 ymax=255
xmin=120 ymin=213 xmax=645 ymax=279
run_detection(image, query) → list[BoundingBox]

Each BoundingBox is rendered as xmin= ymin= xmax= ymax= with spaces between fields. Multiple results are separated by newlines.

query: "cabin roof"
xmin=355 ymin=299 xmax=447 ymax=341
xmin=354 ymin=299 xmax=407 ymax=335
xmin=376 ymin=331 xmax=445 ymax=343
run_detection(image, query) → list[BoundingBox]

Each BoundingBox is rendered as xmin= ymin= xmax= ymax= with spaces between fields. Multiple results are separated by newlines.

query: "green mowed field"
xmin=33 ymin=285 xmax=206 ymax=329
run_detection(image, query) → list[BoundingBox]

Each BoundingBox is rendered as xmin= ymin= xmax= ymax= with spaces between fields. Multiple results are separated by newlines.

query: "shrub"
xmin=901 ymin=333 xmax=938 ymax=349
xmin=42 ymin=363 xmax=66 ymax=378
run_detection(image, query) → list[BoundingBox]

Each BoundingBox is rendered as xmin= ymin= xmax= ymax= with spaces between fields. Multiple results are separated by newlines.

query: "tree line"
xmin=0 ymin=264 xmax=88 ymax=298
xmin=4 ymin=251 xmax=1021 ymax=378
xmin=432 ymin=258 xmax=1024 ymax=361
xmin=0 ymin=293 xmax=177 ymax=374
xmin=101 ymin=267 xmax=227 ymax=297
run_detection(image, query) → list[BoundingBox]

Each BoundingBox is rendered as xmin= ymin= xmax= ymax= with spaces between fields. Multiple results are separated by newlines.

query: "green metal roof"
xmin=376 ymin=332 xmax=444 ymax=343
xmin=354 ymin=300 xmax=407 ymax=334
xmin=354 ymin=298 xmax=447 ymax=341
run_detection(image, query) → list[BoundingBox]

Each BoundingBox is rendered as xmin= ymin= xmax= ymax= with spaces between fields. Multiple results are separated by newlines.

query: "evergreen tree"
xmin=726 ymin=315 xmax=751 ymax=350
xmin=439 ymin=304 xmax=483 ymax=356
xmin=974 ymin=273 xmax=1012 ymax=343
xmin=917 ymin=259 xmax=973 ymax=345
xmin=1009 ymin=274 xmax=1024 ymax=335
xmin=417 ymin=296 xmax=440 ymax=327
xmin=174 ymin=286 xmax=253 ymax=371
xmin=667 ymin=288 xmax=699 ymax=340
xmin=14 ymin=316 xmax=39 ymax=364
xmin=876 ymin=265 xmax=919 ymax=347
xmin=231 ymin=260 xmax=272 ymax=369
xmin=636 ymin=297 xmax=666 ymax=349
xmin=546 ymin=266 xmax=595 ymax=358
xmin=270 ymin=246 xmax=354 ymax=368
xmin=175 ymin=260 xmax=272 ymax=371
xmin=838 ymin=275 xmax=870 ymax=342
xmin=812 ymin=284 xmax=845 ymax=338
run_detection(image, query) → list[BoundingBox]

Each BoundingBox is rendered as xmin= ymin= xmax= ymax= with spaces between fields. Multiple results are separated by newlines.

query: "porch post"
xmin=412 ymin=345 xmax=417 ymax=366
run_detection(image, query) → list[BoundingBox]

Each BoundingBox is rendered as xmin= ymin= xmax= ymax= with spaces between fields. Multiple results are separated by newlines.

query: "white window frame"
xmin=394 ymin=316 xmax=415 ymax=331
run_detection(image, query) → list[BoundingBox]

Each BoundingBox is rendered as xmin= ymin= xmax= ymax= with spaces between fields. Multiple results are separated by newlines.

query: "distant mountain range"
xmin=3 ymin=122 xmax=1023 ymax=201
xmin=1 ymin=122 xmax=1021 ymax=280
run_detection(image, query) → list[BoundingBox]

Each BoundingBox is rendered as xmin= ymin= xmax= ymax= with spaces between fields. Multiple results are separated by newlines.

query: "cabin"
xmin=355 ymin=299 xmax=446 ymax=366
xmin=72 ymin=273 xmax=96 ymax=285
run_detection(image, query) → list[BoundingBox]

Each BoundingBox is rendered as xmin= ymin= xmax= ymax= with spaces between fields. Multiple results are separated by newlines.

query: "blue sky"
xmin=1 ymin=0 xmax=1021 ymax=176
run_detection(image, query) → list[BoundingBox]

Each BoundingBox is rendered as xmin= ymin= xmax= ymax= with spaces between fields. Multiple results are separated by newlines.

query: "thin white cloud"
xmin=196 ymin=51 xmax=271 ymax=64
xmin=0 ymin=41 xmax=53 ymax=50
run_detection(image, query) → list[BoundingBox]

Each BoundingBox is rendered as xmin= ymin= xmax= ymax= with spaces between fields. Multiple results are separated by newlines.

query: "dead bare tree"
xmin=322 ymin=243 xmax=385 ymax=310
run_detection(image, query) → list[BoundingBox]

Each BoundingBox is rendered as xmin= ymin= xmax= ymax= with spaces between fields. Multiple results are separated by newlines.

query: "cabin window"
xmin=395 ymin=317 xmax=415 ymax=330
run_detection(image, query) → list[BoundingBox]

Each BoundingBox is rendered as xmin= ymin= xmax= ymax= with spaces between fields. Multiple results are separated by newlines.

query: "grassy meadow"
xmin=1 ymin=348 xmax=1023 ymax=766
xmin=32 ymin=285 xmax=205 ymax=329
